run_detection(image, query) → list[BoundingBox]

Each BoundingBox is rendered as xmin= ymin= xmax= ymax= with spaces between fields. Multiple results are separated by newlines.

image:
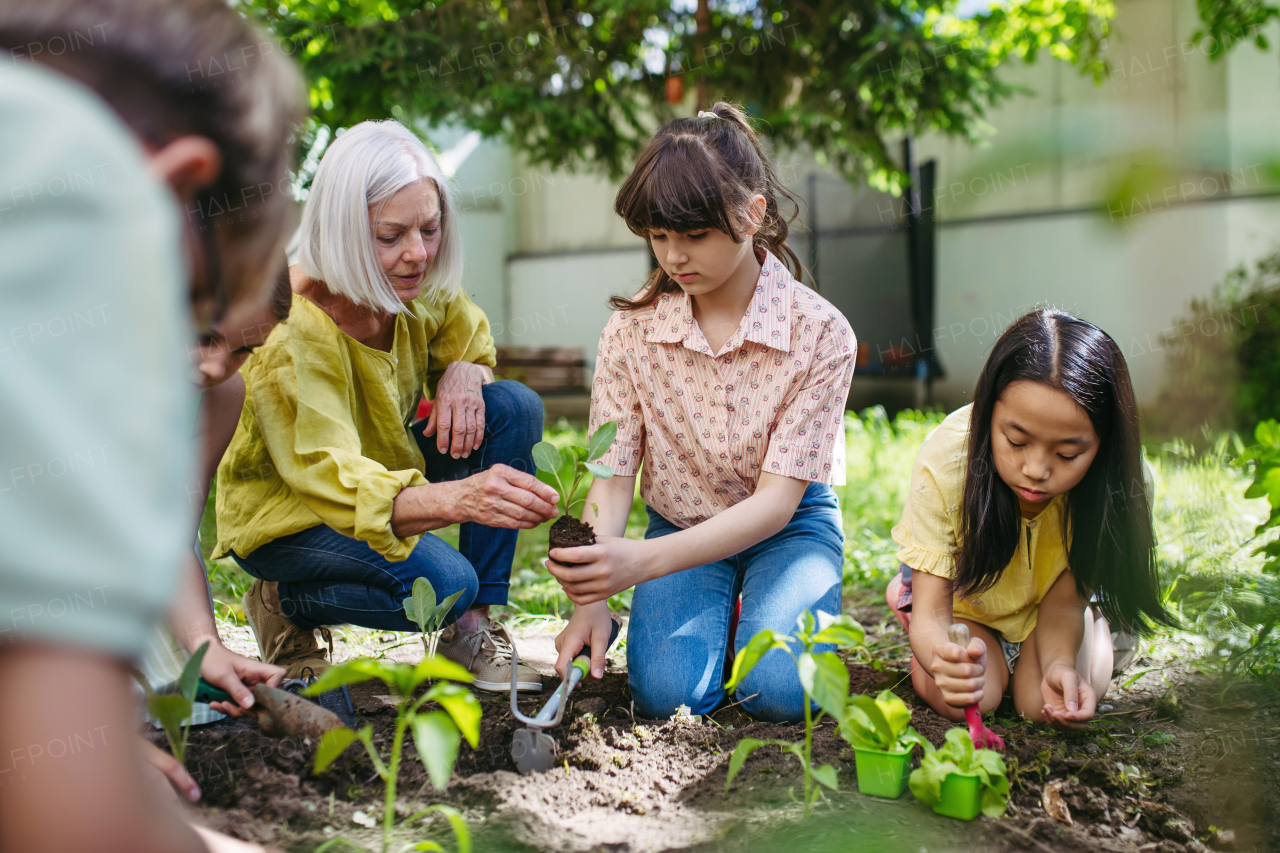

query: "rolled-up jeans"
xmin=231 ymin=380 xmax=543 ymax=632
xmin=626 ymin=482 xmax=845 ymax=723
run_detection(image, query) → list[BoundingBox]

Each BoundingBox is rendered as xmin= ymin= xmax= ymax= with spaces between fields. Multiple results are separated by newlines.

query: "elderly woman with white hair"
xmin=213 ymin=120 xmax=558 ymax=692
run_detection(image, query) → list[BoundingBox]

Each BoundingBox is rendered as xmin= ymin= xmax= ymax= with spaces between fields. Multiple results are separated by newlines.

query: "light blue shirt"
xmin=0 ymin=59 xmax=196 ymax=659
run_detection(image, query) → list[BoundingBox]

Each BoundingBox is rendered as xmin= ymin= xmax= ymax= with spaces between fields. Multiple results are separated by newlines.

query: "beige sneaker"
xmin=438 ymin=616 xmax=542 ymax=693
xmin=242 ymin=579 xmax=332 ymax=680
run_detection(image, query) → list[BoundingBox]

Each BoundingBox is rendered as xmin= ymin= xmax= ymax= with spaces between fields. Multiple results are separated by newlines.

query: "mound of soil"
xmin=548 ymin=516 xmax=596 ymax=552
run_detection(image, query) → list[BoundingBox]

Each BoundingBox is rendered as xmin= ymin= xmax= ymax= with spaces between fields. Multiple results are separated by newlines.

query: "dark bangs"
xmin=615 ymin=128 xmax=748 ymax=240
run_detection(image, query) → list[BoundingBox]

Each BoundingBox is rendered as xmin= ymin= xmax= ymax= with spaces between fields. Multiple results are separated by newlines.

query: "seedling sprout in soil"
xmin=132 ymin=640 xmax=210 ymax=766
xmin=305 ymin=653 xmax=479 ymax=853
xmin=908 ymin=727 xmax=1010 ymax=820
xmin=403 ymin=576 xmax=464 ymax=659
xmin=532 ymin=421 xmax=617 ymax=552
xmin=840 ymin=689 xmax=929 ymax=798
xmin=724 ymin=610 xmax=867 ymax=818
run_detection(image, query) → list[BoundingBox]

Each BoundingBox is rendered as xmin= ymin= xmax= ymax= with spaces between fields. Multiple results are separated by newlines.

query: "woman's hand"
xmin=196 ymin=639 xmax=286 ymax=718
xmin=554 ymin=602 xmax=614 ymax=680
xmin=545 ymin=536 xmax=650 ymax=604
xmin=423 ymin=361 xmax=492 ymax=458
xmin=453 ymin=464 xmax=560 ymax=528
xmin=929 ymin=635 xmax=989 ymax=709
xmin=1041 ymin=661 xmax=1097 ymax=731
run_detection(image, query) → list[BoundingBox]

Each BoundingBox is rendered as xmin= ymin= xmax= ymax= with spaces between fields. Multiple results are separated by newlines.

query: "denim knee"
xmin=485 ymin=381 xmax=543 ymax=432
xmin=630 ymin=672 xmax=722 ymax=719
xmin=735 ymin=648 xmax=809 ymax=723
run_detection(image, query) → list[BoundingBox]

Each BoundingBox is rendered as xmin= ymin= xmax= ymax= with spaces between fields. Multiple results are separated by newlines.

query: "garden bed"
xmin=166 ymin=611 xmax=1280 ymax=853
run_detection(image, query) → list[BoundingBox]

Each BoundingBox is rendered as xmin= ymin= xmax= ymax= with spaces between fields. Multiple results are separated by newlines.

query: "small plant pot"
xmin=931 ymin=772 xmax=982 ymax=820
xmin=853 ymin=746 xmax=912 ymax=798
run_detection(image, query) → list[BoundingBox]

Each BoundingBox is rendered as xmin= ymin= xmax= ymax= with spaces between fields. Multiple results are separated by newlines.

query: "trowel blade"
xmin=512 ymin=728 xmax=558 ymax=774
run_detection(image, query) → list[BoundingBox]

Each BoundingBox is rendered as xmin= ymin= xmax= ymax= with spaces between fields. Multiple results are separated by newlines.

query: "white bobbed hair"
xmin=297 ymin=120 xmax=463 ymax=313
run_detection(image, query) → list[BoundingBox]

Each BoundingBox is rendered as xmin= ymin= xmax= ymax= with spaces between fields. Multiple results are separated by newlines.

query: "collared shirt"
xmin=891 ymin=405 xmax=1070 ymax=643
xmin=214 ymin=289 xmax=496 ymax=562
xmin=589 ymin=250 xmax=856 ymax=528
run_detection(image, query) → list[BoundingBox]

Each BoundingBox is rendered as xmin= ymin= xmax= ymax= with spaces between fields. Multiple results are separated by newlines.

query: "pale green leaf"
xmin=302 ymin=659 xmax=388 ymax=695
xmin=313 ymin=726 xmax=359 ymax=774
xmin=424 ymin=682 xmax=481 ymax=747
xmin=811 ymin=613 xmax=866 ymax=648
xmin=724 ymin=737 xmax=767 ymax=790
xmin=531 ymin=441 xmax=562 ymax=473
xmin=178 ymin=641 xmax=211 ymax=702
xmin=874 ymin=689 xmax=912 ymax=736
xmin=415 ymin=804 xmax=471 ymax=853
xmin=798 ymin=651 xmax=848 ymax=719
xmin=842 ymin=695 xmax=893 ymax=749
xmin=811 ymin=763 xmax=840 ymax=791
xmin=412 ymin=711 xmax=461 ymax=790
xmin=586 ymin=421 xmax=618 ymax=462
xmin=583 ymin=462 xmax=614 ymax=479
xmin=433 ymin=589 xmax=465 ymax=631
xmin=404 ymin=577 xmax=437 ymax=633
xmin=412 ymin=655 xmax=475 ymax=685
xmin=148 ymin=694 xmax=192 ymax=757
xmin=725 ymin=630 xmax=790 ymax=691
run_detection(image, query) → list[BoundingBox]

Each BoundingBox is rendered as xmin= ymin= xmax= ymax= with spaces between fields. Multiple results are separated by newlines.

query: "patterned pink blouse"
xmin=588 ymin=250 xmax=857 ymax=529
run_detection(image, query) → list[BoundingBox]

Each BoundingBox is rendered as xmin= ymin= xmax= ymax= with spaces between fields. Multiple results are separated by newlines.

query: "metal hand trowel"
xmin=510 ymin=617 xmax=621 ymax=774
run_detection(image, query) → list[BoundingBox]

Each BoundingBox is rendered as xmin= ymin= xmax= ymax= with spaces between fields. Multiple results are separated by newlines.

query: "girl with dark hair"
xmin=546 ymin=104 xmax=857 ymax=723
xmin=886 ymin=308 xmax=1171 ymax=730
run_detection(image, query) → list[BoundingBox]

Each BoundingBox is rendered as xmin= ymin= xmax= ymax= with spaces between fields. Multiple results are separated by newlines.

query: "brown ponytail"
xmin=610 ymin=102 xmax=803 ymax=312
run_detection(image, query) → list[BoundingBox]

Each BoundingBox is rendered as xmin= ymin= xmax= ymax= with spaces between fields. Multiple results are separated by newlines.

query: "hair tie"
xmin=697 ymin=110 xmax=719 ymax=119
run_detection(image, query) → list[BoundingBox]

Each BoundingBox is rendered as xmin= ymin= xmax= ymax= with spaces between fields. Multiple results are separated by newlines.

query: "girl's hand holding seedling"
xmin=547 ymin=536 xmax=651 ymax=604
xmin=1041 ymin=660 xmax=1097 ymax=731
xmin=554 ymin=600 xmax=615 ymax=680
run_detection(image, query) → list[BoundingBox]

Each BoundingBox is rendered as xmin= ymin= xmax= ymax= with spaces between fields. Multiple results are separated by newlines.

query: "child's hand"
xmin=200 ymin=641 xmax=286 ymax=718
xmin=554 ymin=603 xmax=613 ymax=680
xmin=929 ymin=635 xmax=988 ymax=709
xmin=1041 ymin=662 xmax=1097 ymax=731
xmin=546 ymin=536 xmax=648 ymax=604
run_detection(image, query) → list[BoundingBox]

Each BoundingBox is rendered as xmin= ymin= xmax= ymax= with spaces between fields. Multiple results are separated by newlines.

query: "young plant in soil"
xmin=306 ymin=656 xmax=479 ymax=853
xmin=532 ymin=421 xmax=617 ymax=552
xmin=839 ymin=689 xmax=928 ymax=798
xmin=909 ymin=727 xmax=1010 ymax=820
xmin=132 ymin=640 xmax=210 ymax=766
xmin=723 ymin=611 xmax=867 ymax=818
xmin=403 ymin=576 xmax=464 ymax=659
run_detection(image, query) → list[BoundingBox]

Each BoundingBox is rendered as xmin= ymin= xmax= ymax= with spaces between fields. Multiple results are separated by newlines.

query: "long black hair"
xmin=955 ymin=309 xmax=1173 ymax=634
xmin=611 ymin=102 xmax=803 ymax=311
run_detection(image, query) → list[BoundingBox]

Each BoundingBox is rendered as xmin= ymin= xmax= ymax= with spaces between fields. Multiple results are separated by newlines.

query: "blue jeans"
xmin=627 ymin=482 xmax=845 ymax=723
xmin=232 ymin=380 xmax=544 ymax=632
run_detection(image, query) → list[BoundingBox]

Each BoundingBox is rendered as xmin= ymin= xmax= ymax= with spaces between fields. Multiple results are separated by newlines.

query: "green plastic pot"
xmin=932 ymin=772 xmax=982 ymax=820
xmin=853 ymin=745 xmax=911 ymax=798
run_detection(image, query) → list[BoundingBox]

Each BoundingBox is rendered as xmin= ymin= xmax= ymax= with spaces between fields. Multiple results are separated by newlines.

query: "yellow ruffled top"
xmin=890 ymin=405 xmax=1070 ymax=643
xmin=213 ymin=289 xmax=496 ymax=562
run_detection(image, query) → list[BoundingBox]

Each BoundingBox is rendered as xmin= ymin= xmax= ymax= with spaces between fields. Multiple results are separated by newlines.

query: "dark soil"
xmin=169 ymin=611 xmax=1280 ymax=853
xmin=548 ymin=516 xmax=596 ymax=551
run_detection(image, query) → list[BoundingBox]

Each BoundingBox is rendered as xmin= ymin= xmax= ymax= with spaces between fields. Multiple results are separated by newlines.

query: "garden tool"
xmin=947 ymin=623 xmax=1006 ymax=751
xmin=195 ymin=678 xmax=353 ymax=740
xmin=509 ymin=617 xmax=621 ymax=774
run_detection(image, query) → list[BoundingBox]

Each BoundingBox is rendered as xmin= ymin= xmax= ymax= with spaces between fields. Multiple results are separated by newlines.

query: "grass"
xmin=201 ymin=407 xmax=1280 ymax=686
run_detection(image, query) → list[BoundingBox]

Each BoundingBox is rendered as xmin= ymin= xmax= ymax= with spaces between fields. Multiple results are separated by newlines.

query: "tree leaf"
xmin=178 ymin=641 xmax=211 ymax=702
xmin=586 ymin=421 xmax=618 ymax=462
xmin=531 ymin=441 xmax=562 ymax=473
xmin=725 ymin=630 xmax=791 ymax=691
xmin=798 ymin=651 xmax=849 ymax=719
xmin=411 ymin=710 xmax=462 ymax=790
xmin=583 ymin=462 xmax=614 ymax=479
xmin=313 ymin=726 xmax=359 ymax=774
xmin=424 ymin=682 xmax=481 ymax=747
xmin=811 ymin=763 xmax=840 ymax=791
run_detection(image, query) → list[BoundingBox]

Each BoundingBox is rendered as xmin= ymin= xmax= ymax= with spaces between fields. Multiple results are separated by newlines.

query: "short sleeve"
xmin=424 ymin=290 xmax=497 ymax=397
xmin=891 ymin=447 xmax=961 ymax=578
xmin=252 ymin=340 xmax=428 ymax=561
xmin=588 ymin=319 xmax=644 ymax=476
xmin=761 ymin=316 xmax=855 ymax=484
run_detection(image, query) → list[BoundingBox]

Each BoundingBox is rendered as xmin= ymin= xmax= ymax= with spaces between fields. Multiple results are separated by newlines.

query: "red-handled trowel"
xmin=947 ymin=623 xmax=1006 ymax=751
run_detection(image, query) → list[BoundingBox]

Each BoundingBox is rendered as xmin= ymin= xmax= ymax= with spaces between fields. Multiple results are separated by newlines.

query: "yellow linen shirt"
xmin=890 ymin=405 xmax=1069 ymax=643
xmin=213 ymin=289 xmax=496 ymax=562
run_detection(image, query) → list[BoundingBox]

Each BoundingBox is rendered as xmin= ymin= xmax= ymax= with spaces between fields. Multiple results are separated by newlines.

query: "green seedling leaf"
xmin=178 ymin=641 xmax=211 ymax=702
xmin=424 ymin=682 xmax=481 ymax=747
xmin=843 ymin=695 xmax=894 ymax=750
xmin=403 ymin=844 xmax=443 ymax=852
xmin=312 ymin=838 xmax=369 ymax=852
xmin=314 ymin=726 xmax=360 ymax=774
xmin=531 ymin=441 xmax=563 ymax=474
xmin=583 ymin=462 xmax=614 ymax=479
xmin=405 ymin=577 xmax=437 ymax=633
xmin=148 ymin=694 xmax=193 ymax=760
xmin=811 ymin=763 xmax=840 ymax=791
xmin=303 ymin=659 xmax=390 ymax=695
xmin=433 ymin=589 xmax=465 ymax=631
xmin=1143 ymin=731 xmax=1176 ymax=745
xmin=725 ymin=630 xmax=791 ymax=691
xmin=798 ymin=651 xmax=849 ymax=719
xmin=412 ymin=655 xmax=475 ymax=686
xmin=586 ymin=421 xmax=618 ymax=462
xmin=412 ymin=710 xmax=462 ymax=790
xmin=812 ymin=614 xmax=867 ymax=648
xmin=874 ymin=689 xmax=912 ymax=736
xmin=724 ymin=737 xmax=767 ymax=789
xmin=412 ymin=804 xmax=471 ymax=853
xmin=909 ymin=727 xmax=1009 ymax=815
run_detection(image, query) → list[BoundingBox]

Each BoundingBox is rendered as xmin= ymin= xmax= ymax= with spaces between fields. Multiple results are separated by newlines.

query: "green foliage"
xmin=1192 ymin=0 xmax=1279 ymax=58
xmin=724 ymin=611 xmax=867 ymax=818
xmin=839 ymin=689 xmax=929 ymax=755
xmin=403 ymin=577 xmax=465 ymax=658
xmin=908 ymin=728 xmax=1010 ymax=818
xmin=533 ymin=421 xmax=616 ymax=518
xmin=305 ymin=656 xmax=478 ymax=853
xmin=243 ymin=0 xmax=1127 ymax=186
xmin=133 ymin=641 xmax=210 ymax=766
